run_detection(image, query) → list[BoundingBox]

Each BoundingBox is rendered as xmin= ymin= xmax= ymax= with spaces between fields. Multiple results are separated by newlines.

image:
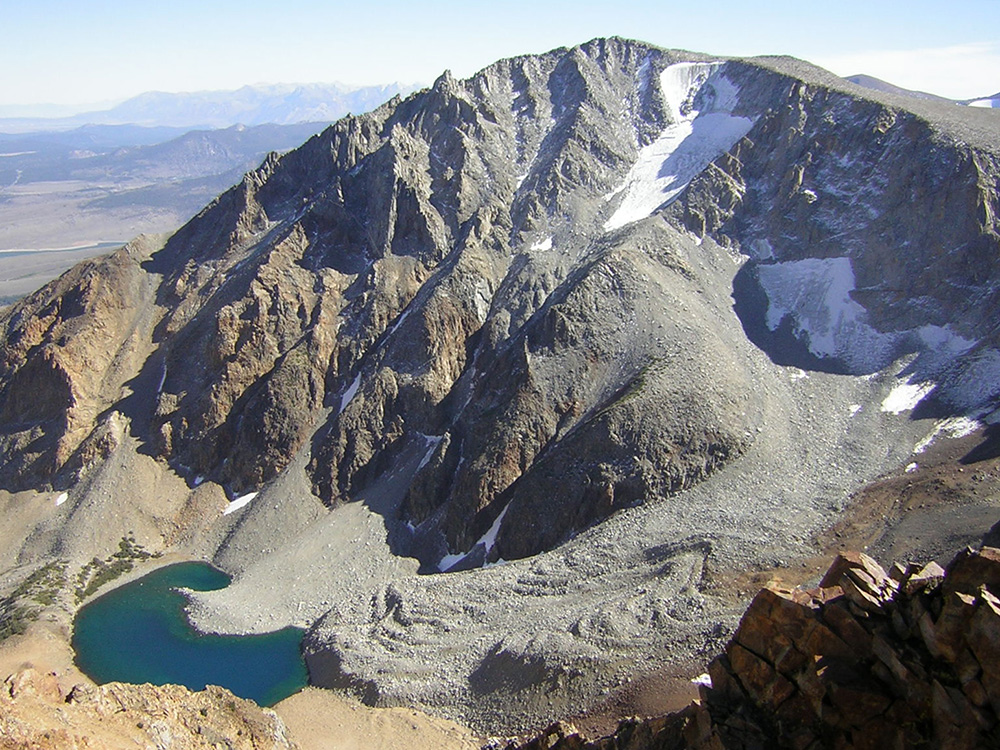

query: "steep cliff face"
xmin=3 ymin=39 xmax=996 ymax=568
xmin=670 ymin=59 xmax=1000 ymax=396
xmin=0 ymin=236 xmax=159 ymax=488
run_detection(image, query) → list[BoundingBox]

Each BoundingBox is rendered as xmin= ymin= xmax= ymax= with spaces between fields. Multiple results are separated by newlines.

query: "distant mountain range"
xmin=846 ymin=74 xmax=1000 ymax=108
xmin=0 ymin=82 xmax=421 ymax=133
xmin=0 ymin=82 xmax=420 ymax=299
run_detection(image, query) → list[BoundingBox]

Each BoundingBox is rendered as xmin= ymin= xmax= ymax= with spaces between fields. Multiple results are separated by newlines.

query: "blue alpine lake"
xmin=72 ymin=562 xmax=307 ymax=706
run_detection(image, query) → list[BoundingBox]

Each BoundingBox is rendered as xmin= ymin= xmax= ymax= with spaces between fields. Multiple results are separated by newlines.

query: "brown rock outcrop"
xmin=0 ymin=668 xmax=293 ymax=750
xmin=504 ymin=546 xmax=1000 ymax=749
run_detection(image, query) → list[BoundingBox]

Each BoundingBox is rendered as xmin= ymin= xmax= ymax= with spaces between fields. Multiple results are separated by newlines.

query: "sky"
xmin=2 ymin=0 xmax=997 ymax=113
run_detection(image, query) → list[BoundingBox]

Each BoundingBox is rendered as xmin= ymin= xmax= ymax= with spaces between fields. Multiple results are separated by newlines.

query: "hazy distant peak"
xmin=844 ymin=74 xmax=953 ymax=102
xmin=0 ymin=82 xmax=423 ymax=133
xmin=846 ymin=73 xmax=1000 ymax=108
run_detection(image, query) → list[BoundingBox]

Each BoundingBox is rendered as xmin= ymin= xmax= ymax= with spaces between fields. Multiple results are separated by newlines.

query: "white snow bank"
xmin=881 ymin=380 xmax=935 ymax=415
xmin=387 ymin=308 xmax=412 ymax=338
xmin=157 ymin=362 xmax=167 ymax=395
xmin=755 ymin=256 xmax=990 ymax=406
xmin=224 ymin=491 xmax=258 ymax=515
xmin=437 ymin=502 xmax=512 ymax=572
xmin=914 ymin=416 xmax=981 ymax=453
xmin=55 ymin=492 xmax=68 ymax=506
xmin=604 ymin=62 xmax=754 ymax=230
xmin=339 ymin=374 xmax=361 ymax=415
xmin=530 ymin=236 xmax=553 ymax=252
xmin=758 ymin=257 xmax=898 ymax=366
xmin=479 ymin=502 xmax=511 ymax=554
xmin=416 ymin=433 xmax=443 ymax=471
xmin=437 ymin=551 xmax=466 ymax=573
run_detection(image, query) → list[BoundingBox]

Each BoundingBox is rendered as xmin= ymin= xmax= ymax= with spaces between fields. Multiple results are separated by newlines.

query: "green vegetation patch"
xmin=0 ymin=560 xmax=68 ymax=643
xmin=74 ymin=534 xmax=161 ymax=603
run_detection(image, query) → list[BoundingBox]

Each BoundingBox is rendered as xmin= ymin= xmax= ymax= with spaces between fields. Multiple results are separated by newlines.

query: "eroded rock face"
xmin=0 ymin=38 xmax=998 ymax=569
xmin=0 ymin=237 xmax=158 ymax=488
xmin=0 ymin=668 xmax=292 ymax=750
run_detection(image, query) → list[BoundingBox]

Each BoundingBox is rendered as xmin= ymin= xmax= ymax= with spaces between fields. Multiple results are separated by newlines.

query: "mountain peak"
xmin=2 ymin=38 xmax=999 ymax=734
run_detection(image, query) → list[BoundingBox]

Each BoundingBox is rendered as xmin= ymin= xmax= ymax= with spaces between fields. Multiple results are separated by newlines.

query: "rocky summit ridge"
xmin=0 ymin=37 xmax=999 ymax=734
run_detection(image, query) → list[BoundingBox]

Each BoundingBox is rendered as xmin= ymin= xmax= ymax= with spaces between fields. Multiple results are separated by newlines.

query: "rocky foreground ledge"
xmin=505 ymin=546 xmax=1000 ymax=749
xmin=0 ymin=670 xmax=292 ymax=749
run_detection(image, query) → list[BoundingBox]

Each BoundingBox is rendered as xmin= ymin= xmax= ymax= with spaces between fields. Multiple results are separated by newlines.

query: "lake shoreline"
xmin=73 ymin=560 xmax=308 ymax=707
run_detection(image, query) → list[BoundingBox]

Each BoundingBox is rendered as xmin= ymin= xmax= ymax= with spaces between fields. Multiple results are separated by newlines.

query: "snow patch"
xmin=530 ymin=236 xmax=552 ymax=252
xmin=637 ymin=55 xmax=653 ymax=97
xmin=156 ymin=361 xmax=167 ymax=395
xmin=757 ymin=257 xmax=897 ymax=368
xmin=749 ymin=238 xmax=774 ymax=260
xmin=479 ymin=502 xmax=511 ymax=554
xmin=914 ymin=416 xmax=981 ymax=454
xmin=881 ymin=380 xmax=935 ymax=415
xmin=437 ymin=551 xmax=466 ymax=573
xmin=339 ymin=374 xmax=361 ymax=415
xmin=849 ymin=404 xmax=862 ymax=416
xmin=692 ymin=673 xmax=713 ymax=688
xmin=224 ymin=491 xmax=258 ymax=515
xmin=416 ymin=433 xmax=443 ymax=471
xmin=905 ymin=462 xmax=919 ymax=473
xmin=222 ymin=492 xmax=258 ymax=516
xmin=55 ymin=492 xmax=68 ymax=506
xmin=604 ymin=62 xmax=754 ymax=231
xmin=387 ymin=308 xmax=412 ymax=338
xmin=437 ymin=502 xmax=512 ymax=573
xmin=917 ymin=325 xmax=976 ymax=359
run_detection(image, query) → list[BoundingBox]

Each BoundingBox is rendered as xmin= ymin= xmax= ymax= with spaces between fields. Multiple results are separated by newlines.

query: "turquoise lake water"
xmin=72 ymin=562 xmax=307 ymax=706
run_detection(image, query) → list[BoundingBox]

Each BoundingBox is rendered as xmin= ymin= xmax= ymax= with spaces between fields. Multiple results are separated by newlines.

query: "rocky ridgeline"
xmin=506 ymin=546 xmax=1000 ymax=749
xmin=1 ymin=38 xmax=998 ymax=571
xmin=0 ymin=668 xmax=291 ymax=749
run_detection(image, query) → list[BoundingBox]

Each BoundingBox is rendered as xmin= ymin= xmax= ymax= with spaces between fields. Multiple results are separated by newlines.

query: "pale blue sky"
xmin=2 ymin=0 xmax=997 ymax=109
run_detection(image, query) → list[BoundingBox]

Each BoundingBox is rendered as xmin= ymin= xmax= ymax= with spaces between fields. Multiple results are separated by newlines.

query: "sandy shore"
xmin=274 ymin=687 xmax=482 ymax=750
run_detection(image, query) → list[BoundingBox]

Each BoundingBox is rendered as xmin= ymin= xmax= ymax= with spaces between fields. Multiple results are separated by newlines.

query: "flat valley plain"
xmin=0 ymin=120 xmax=327 ymax=304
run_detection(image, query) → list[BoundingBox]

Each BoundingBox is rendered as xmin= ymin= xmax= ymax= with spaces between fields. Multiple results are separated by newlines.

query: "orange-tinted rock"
xmin=903 ymin=560 xmax=946 ymax=595
xmin=967 ymin=593 xmax=1000 ymax=713
xmin=943 ymin=546 xmax=1000 ymax=598
xmin=727 ymin=643 xmax=796 ymax=709
xmin=819 ymin=552 xmax=890 ymax=591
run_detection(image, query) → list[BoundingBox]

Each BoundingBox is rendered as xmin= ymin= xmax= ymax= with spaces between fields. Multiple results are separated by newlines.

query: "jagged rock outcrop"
xmin=0 ymin=236 xmax=159 ymax=487
xmin=0 ymin=668 xmax=292 ymax=750
xmin=2 ymin=38 xmax=997 ymax=570
xmin=505 ymin=546 xmax=1000 ymax=749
